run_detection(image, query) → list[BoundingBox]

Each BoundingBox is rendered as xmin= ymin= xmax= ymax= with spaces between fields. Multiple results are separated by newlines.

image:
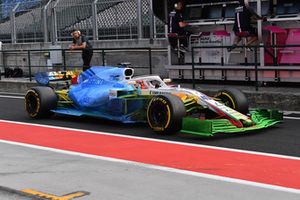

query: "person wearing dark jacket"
xmin=169 ymin=1 xmax=189 ymax=51
xmin=228 ymin=0 xmax=265 ymax=52
xmin=70 ymin=29 xmax=93 ymax=71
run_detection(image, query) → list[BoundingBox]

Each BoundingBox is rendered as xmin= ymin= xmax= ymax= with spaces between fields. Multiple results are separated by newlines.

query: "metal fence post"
xmin=62 ymin=49 xmax=66 ymax=71
xmin=28 ymin=50 xmax=32 ymax=82
xmin=254 ymin=46 xmax=258 ymax=91
xmin=92 ymin=0 xmax=99 ymax=41
xmin=51 ymin=7 xmax=56 ymax=44
xmin=10 ymin=3 xmax=20 ymax=44
xmin=137 ymin=0 xmax=143 ymax=39
xmin=43 ymin=0 xmax=52 ymax=43
xmin=149 ymin=0 xmax=154 ymax=41
xmin=257 ymin=0 xmax=265 ymax=67
xmin=10 ymin=12 xmax=15 ymax=44
xmin=148 ymin=48 xmax=152 ymax=74
xmin=102 ymin=50 xmax=106 ymax=66
xmin=52 ymin=0 xmax=60 ymax=44
xmin=1 ymin=50 xmax=4 ymax=76
xmin=192 ymin=47 xmax=195 ymax=89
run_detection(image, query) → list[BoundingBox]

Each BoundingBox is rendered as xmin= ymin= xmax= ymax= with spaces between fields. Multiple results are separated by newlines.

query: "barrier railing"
xmin=0 ymin=47 xmax=158 ymax=81
xmin=191 ymin=44 xmax=300 ymax=90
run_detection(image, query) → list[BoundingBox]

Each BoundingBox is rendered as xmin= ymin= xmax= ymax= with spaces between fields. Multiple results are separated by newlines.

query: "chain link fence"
xmin=0 ymin=0 xmax=46 ymax=43
xmin=0 ymin=0 xmax=166 ymax=43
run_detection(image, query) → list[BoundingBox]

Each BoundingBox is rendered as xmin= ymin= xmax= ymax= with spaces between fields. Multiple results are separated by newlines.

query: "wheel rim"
xmin=149 ymin=101 xmax=169 ymax=128
xmin=26 ymin=92 xmax=38 ymax=115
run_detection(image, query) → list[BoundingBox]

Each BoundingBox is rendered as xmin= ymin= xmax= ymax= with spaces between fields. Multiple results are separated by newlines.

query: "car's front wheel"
xmin=214 ymin=88 xmax=249 ymax=114
xmin=147 ymin=94 xmax=186 ymax=134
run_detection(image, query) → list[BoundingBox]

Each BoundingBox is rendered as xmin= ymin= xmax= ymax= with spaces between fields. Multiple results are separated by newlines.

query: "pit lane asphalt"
xmin=0 ymin=96 xmax=299 ymax=157
xmin=1 ymin=95 xmax=300 ymax=200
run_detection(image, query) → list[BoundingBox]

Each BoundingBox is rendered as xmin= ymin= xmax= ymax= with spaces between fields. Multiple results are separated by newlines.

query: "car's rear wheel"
xmin=214 ymin=88 xmax=249 ymax=114
xmin=25 ymin=86 xmax=58 ymax=118
xmin=147 ymin=94 xmax=186 ymax=134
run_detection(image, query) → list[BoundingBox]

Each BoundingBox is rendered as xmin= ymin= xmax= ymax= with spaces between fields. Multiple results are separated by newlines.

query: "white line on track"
xmin=0 ymin=139 xmax=300 ymax=194
xmin=0 ymin=92 xmax=25 ymax=96
xmin=283 ymin=111 xmax=300 ymax=115
xmin=284 ymin=116 xmax=300 ymax=120
xmin=0 ymin=95 xmax=24 ymax=99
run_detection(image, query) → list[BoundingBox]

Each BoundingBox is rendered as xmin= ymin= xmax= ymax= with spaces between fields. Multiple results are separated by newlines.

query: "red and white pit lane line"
xmin=0 ymin=119 xmax=300 ymax=194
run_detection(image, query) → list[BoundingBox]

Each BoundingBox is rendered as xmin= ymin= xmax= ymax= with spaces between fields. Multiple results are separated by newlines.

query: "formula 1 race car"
xmin=25 ymin=66 xmax=282 ymax=136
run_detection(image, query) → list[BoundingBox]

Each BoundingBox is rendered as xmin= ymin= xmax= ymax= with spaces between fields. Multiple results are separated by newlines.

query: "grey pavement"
xmin=0 ymin=142 xmax=299 ymax=200
xmin=0 ymin=191 xmax=35 ymax=200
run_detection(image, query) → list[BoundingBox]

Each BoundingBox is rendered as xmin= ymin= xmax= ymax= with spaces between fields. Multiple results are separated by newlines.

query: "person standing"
xmin=169 ymin=1 xmax=190 ymax=51
xmin=70 ymin=29 xmax=93 ymax=71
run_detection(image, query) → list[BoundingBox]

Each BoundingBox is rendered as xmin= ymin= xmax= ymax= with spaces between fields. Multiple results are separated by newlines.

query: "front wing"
xmin=181 ymin=109 xmax=283 ymax=136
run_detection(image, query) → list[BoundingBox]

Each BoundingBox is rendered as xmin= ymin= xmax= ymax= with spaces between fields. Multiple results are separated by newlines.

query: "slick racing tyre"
xmin=25 ymin=86 xmax=58 ymax=118
xmin=147 ymin=94 xmax=186 ymax=134
xmin=214 ymin=88 xmax=249 ymax=114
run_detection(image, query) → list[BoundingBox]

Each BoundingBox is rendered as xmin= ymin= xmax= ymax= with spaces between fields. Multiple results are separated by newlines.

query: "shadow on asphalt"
xmin=42 ymin=113 xmax=281 ymax=142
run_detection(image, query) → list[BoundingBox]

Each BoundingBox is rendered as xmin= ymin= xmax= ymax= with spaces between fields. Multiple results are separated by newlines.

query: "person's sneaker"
xmin=179 ymin=47 xmax=187 ymax=53
xmin=179 ymin=44 xmax=189 ymax=52
xmin=182 ymin=46 xmax=190 ymax=51
xmin=246 ymin=47 xmax=254 ymax=52
xmin=227 ymin=44 xmax=237 ymax=52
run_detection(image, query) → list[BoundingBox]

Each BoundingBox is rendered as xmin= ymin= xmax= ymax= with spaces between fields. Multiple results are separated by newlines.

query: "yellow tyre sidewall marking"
xmin=164 ymin=104 xmax=171 ymax=129
xmin=219 ymin=92 xmax=236 ymax=109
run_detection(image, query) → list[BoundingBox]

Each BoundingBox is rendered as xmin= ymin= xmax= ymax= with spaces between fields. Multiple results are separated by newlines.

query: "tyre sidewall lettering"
xmin=147 ymin=97 xmax=171 ymax=131
xmin=152 ymin=97 xmax=168 ymax=105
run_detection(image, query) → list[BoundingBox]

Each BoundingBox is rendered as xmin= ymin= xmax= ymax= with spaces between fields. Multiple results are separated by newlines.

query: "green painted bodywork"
xmin=181 ymin=109 xmax=283 ymax=136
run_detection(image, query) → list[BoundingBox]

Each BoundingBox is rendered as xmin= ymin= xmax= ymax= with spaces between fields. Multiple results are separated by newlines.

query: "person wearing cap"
xmin=70 ymin=29 xmax=93 ymax=71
